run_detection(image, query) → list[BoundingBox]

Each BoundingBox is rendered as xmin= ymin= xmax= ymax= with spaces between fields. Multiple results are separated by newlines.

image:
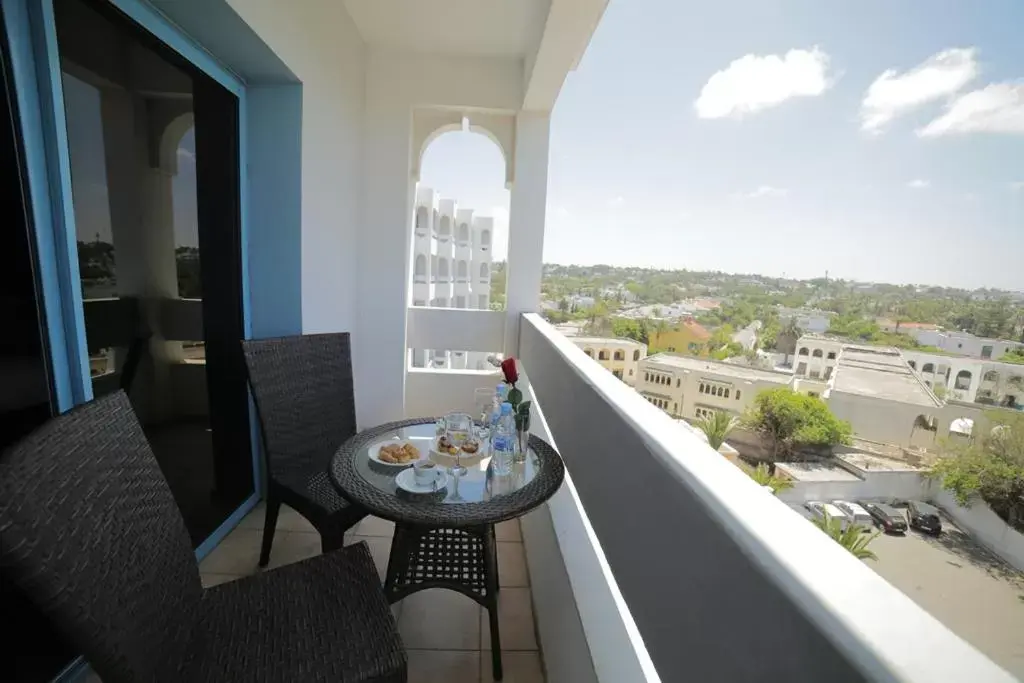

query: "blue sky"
xmin=421 ymin=0 xmax=1024 ymax=291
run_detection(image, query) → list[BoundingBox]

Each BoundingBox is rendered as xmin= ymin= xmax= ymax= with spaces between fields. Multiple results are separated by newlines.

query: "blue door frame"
xmin=3 ymin=0 xmax=261 ymax=572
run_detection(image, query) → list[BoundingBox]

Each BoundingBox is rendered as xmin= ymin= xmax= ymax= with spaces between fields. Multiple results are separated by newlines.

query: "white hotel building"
xmin=410 ymin=186 xmax=494 ymax=370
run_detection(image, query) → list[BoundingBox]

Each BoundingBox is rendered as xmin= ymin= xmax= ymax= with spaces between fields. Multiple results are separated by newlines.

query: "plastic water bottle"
xmin=491 ymin=402 xmax=515 ymax=476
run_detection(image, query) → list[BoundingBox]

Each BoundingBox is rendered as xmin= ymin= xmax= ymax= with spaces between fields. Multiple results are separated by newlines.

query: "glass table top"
xmin=352 ymin=422 xmax=541 ymax=505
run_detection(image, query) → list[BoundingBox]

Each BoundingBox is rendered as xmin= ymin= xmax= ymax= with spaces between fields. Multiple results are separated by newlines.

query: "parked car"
xmin=860 ymin=501 xmax=908 ymax=533
xmin=805 ymin=501 xmax=852 ymax=530
xmin=907 ymin=500 xmax=942 ymax=535
xmin=833 ymin=500 xmax=873 ymax=530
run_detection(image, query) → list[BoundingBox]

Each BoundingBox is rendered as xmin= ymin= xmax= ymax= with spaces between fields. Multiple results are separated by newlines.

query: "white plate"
xmin=395 ymin=467 xmax=448 ymax=494
xmin=368 ymin=440 xmax=422 ymax=467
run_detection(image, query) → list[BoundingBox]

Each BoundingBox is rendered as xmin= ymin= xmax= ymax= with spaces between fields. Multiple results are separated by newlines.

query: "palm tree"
xmin=812 ymin=510 xmax=879 ymax=561
xmin=747 ymin=463 xmax=793 ymax=494
xmin=696 ymin=412 xmax=737 ymax=450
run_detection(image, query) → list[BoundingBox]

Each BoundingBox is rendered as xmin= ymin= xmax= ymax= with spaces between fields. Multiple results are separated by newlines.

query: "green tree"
xmin=930 ymin=410 xmax=1024 ymax=530
xmin=696 ymin=411 xmax=737 ymax=450
xmin=746 ymin=462 xmax=793 ymax=494
xmin=812 ymin=510 xmax=879 ymax=560
xmin=742 ymin=388 xmax=853 ymax=460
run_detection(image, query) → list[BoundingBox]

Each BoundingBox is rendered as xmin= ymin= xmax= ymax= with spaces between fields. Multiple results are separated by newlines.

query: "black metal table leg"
xmin=483 ymin=524 xmax=503 ymax=680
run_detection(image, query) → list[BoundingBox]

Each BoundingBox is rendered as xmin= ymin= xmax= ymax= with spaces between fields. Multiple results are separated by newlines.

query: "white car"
xmin=804 ymin=501 xmax=852 ymax=530
xmin=833 ymin=500 xmax=873 ymax=530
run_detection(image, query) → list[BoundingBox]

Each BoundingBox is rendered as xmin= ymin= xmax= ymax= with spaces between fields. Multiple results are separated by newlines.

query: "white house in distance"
xmin=778 ymin=307 xmax=832 ymax=334
xmin=573 ymin=337 xmax=647 ymax=385
xmin=901 ymin=350 xmax=1024 ymax=408
xmin=410 ymin=186 xmax=493 ymax=370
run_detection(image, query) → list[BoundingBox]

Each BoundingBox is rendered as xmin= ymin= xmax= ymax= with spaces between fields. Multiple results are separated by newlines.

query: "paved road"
xmin=869 ymin=520 xmax=1024 ymax=678
xmin=732 ymin=320 xmax=761 ymax=351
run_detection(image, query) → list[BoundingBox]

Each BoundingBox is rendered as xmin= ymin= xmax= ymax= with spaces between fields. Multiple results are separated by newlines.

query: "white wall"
xmin=777 ymin=472 xmax=929 ymax=505
xmin=227 ymin=0 xmax=366 ymax=336
xmin=826 ymin=392 xmax=929 ymax=447
xmin=931 ymin=489 xmax=1024 ymax=572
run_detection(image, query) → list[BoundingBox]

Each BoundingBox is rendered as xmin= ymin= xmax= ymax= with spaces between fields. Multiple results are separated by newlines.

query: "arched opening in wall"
xmin=812 ymin=349 xmax=823 ymax=358
xmin=955 ymin=370 xmax=972 ymax=391
xmin=908 ymin=360 xmax=917 ymax=370
xmin=417 ymin=124 xmax=509 ymax=369
xmin=613 ymin=350 xmax=625 ymax=361
xmin=798 ymin=347 xmax=809 ymax=356
xmin=921 ymin=363 xmax=935 ymax=374
xmin=584 ymin=348 xmax=593 ymax=357
xmin=633 ymin=350 xmax=641 ymax=361
xmin=598 ymin=349 xmax=610 ymax=360
xmin=983 ymin=370 xmax=999 ymax=383
xmin=415 ymin=206 xmax=428 ymax=236
xmin=414 ymin=254 xmax=427 ymax=278
xmin=910 ymin=413 xmax=937 ymax=444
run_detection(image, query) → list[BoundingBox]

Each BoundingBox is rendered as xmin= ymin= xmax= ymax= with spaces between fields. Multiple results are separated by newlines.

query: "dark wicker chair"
xmin=0 ymin=392 xmax=406 ymax=683
xmin=243 ymin=333 xmax=369 ymax=567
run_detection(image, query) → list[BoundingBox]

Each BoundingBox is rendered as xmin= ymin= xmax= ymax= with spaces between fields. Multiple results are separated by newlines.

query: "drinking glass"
xmin=443 ymin=411 xmax=473 ymax=478
xmin=474 ymin=387 xmax=494 ymax=425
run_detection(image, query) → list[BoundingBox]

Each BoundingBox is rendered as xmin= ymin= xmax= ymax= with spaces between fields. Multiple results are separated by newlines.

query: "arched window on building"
xmin=439 ymin=215 xmax=451 ymax=236
xmin=798 ymin=347 xmax=809 ymax=356
xmin=438 ymin=257 xmax=450 ymax=279
xmin=812 ymin=349 xmax=823 ymax=358
xmin=480 ymin=263 xmax=489 ymax=280
xmin=955 ymin=370 xmax=972 ymax=391
xmin=598 ymin=349 xmax=609 ymax=361
xmin=457 ymin=222 xmax=469 ymax=243
xmin=584 ymin=348 xmax=594 ymax=358
xmin=415 ymin=206 xmax=428 ymax=235
xmin=921 ymin=363 xmax=935 ymax=374
xmin=614 ymin=350 xmax=625 ymax=361
xmin=414 ymin=254 xmax=426 ymax=277
xmin=481 ymin=229 xmax=491 ymax=247
xmin=633 ymin=350 xmax=641 ymax=361
xmin=457 ymin=260 xmax=468 ymax=279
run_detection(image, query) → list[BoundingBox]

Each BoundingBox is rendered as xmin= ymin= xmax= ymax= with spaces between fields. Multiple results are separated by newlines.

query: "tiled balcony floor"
xmin=196 ymin=503 xmax=545 ymax=683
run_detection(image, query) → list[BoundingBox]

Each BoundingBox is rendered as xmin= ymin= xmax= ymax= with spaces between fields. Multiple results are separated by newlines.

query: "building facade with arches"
xmin=411 ymin=186 xmax=494 ymax=370
xmin=571 ymin=336 xmax=647 ymax=386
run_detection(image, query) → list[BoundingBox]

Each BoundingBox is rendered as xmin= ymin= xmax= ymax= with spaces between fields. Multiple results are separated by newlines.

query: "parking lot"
xmin=868 ymin=516 xmax=1024 ymax=679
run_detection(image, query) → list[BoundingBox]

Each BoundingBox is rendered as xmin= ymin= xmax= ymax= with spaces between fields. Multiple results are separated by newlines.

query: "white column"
xmin=353 ymin=95 xmax=414 ymax=426
xmin=503 ymin=112 xmax=551 ymax=356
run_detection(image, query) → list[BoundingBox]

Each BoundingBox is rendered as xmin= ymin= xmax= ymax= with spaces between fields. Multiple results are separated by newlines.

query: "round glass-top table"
xmin=330 ymin=418 xmax=564 ymax=528
xmin=329 ymin=417 xmax=565 ymax=682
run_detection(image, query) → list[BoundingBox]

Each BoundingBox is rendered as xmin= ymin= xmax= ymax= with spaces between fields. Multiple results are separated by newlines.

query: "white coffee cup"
xmin=413 ymin=460 xmax=437 ymax=487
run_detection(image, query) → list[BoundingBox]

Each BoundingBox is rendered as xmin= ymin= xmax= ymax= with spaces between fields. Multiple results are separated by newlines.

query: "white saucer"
xmin=395 ymin=467 xmax=448 ymax=494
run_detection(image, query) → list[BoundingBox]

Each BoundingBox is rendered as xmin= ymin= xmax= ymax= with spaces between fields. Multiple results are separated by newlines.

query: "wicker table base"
xmin=384 ymin=523 xmax=503 ymax=680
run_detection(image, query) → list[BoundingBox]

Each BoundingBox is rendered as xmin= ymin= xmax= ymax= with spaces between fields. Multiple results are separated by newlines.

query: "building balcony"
xmin=399 ymin=309 xmax=1012 ymax=682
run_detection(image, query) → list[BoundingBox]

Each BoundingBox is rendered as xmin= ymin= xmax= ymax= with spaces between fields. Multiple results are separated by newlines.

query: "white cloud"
xmin=918 ymin=82 xmax=1024 ymax=137
xmin=907 ymin=179 xmax=930 ymax=189
xmin=695 ymin=47 xmax=831 ymax=119
xmin=740 ymin=185 xmax=789 ymax=199
xmin=860 ymin=48 xmax=978 ymax=133
xmin=607 ymin=196 xmax=625 ymax=209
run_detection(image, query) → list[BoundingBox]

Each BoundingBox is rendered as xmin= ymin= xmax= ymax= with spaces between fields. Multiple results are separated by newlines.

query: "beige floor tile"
xmin=357 ymin=516 xmax=396 ymax=537
xmin=407 ymin=650 xmax=480 ymax=683
xmin=237 ymin=502 xmax=266 ymax=530
xmin=497 ymin=542 xmax=529 ymax=587
xmin=275 ymin=504 xmax=318 ymax=533
xmin=265 ymin=530 xmax=323 ymax=570
xmin=482 ymin=651 xmax=544 ymax=683
xmin=346 ymin=535 xmax=392 ymax=580
xmin=200 ymin=572 xmax=243 ymax=588
xmin=399 ymin=589 xmax=481 ymax=650
xmin=197 ymin=528 xmax=262 ymax=574
xmin=481 ymin=588 xmax=538 ymax=651
xmin=495 ymin=519 xmax=522 ymax=542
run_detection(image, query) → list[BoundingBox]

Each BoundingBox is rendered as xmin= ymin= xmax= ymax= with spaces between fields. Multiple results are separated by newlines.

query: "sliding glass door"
xmin=54 ymin=0 xmax=253 ymax=546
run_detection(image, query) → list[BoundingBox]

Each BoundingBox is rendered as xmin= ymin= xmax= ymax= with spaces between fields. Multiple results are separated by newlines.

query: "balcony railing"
xmin=513 ymin=313 xmax=1012 ymax=683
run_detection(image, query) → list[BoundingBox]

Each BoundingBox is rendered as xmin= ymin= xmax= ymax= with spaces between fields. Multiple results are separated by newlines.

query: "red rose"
xmin=500 ymin=357 xmax=518 ymax=386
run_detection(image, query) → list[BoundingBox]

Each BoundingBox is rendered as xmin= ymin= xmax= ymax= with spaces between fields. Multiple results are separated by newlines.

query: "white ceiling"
xmin=342 ymin=0 xmax=550 ymax=57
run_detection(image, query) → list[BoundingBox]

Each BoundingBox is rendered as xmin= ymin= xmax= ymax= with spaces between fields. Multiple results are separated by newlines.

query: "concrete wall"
xmin=826 ymin=392 xmax=933 ymax=448
xmin=931 ymin=489 xmax=1024 ymax=572
xmin=227 ymin=0 xmax=366 ymax=338
xmin=777 ymin=471 xmax=929 ymax=505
